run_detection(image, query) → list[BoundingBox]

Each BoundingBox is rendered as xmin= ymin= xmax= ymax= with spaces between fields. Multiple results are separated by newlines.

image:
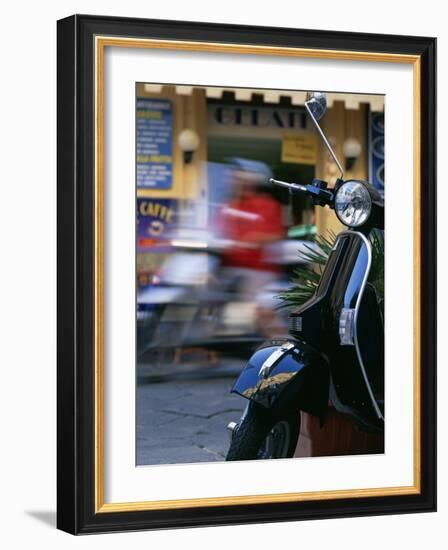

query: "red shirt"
xmin=220 ymin=194 xmax=283 ymax=271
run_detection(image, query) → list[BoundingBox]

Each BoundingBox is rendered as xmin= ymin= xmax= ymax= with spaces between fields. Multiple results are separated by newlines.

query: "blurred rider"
xmin=218 ymin=159 xmax=285 ymax=337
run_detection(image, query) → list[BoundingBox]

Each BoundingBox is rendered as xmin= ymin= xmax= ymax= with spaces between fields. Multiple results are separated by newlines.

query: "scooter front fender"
xmin=232 ymin=341 xmax=329 ymax=422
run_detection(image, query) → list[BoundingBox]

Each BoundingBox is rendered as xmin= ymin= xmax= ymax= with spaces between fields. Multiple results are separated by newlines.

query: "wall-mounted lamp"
xmin=178 ymin=129 xmax=200 ymax=164
xmin=342 ymin=138 xmax=362 ymax=171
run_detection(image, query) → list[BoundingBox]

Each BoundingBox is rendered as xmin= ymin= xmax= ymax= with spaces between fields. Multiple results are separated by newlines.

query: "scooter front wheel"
xmin=226 ymin=402 xmax=300 ymax=461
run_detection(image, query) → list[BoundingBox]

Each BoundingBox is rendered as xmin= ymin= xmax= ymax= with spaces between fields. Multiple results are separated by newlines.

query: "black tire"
xmin=226 ymin=402 xmax=301 ymax=461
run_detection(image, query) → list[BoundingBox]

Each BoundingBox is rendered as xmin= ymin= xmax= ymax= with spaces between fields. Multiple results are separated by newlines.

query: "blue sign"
xmin=136 ymin=98 xmax=173 ymax=189
xmin=137 ymin=198 xmax=176 ymax=241
xmin=369 ymin=112 xmax=385 ymax=197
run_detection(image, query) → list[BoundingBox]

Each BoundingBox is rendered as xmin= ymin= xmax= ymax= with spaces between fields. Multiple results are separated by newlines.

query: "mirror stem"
xmin=305 ymin=101 xmax=345 ymax=180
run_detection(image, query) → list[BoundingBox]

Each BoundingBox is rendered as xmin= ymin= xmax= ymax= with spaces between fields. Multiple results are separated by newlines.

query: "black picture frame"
xmin=57 ymin=14 xmax=436 ymax=534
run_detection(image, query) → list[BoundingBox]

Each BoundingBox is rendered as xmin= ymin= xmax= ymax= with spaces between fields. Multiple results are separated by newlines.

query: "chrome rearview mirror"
xmin=305 ymin=91 xmax=344 ymax=180
xmin=305 ymin=91 xmax=327 ymax=121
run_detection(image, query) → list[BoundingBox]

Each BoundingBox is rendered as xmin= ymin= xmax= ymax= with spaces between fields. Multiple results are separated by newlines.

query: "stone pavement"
xmin=136 ymin=362 xmax=246 ymax=465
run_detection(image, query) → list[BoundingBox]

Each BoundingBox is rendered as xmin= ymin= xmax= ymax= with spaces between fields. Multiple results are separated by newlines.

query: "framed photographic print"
xmin=57 ymin=14 xmax=436 ymax=534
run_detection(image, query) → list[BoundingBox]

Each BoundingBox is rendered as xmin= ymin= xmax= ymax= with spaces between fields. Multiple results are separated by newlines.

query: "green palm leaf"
xmin=278 ymin=230 xmax=384 ymax=317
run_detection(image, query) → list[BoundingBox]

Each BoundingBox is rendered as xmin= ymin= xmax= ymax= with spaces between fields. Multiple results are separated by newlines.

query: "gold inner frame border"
xmin=94 ymin=35 xmax=421 ymax=514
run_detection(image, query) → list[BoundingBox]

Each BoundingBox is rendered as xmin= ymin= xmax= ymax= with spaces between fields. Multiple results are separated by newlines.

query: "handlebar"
xmin=269 ymin=178 xmax=307 ymax=193
xmin=269 ymin=177 xmax=335 ymax=207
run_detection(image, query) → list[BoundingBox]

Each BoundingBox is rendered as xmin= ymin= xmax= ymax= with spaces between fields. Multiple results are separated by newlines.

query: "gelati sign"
xmin=207 ymin=104 xmax=309 ymax=138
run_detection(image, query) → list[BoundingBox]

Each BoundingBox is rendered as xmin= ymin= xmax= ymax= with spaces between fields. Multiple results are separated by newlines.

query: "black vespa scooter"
xmin=226 ymin=92 xmax=384 ymax=461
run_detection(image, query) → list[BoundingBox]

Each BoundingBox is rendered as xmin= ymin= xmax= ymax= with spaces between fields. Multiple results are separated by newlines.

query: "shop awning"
xmin=143 ymin=84 xmax=384 ymax=112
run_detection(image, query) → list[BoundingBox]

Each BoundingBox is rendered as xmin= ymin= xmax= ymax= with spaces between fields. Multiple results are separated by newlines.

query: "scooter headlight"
xmin=334 ymin=181 xmax=372 ymax=227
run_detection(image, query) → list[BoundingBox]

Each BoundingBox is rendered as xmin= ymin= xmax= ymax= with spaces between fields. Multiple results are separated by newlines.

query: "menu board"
xmin=136 ymin=98 xmax=173 ymax=189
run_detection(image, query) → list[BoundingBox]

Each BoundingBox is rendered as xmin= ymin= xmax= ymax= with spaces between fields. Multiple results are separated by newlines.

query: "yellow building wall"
xmin=135 ymin=86 xmax=370 ymax=238
xmin=136 ymin=84 xmax=207 ymax=200
xmin=315 ymin=101 xmax=369 ymax=237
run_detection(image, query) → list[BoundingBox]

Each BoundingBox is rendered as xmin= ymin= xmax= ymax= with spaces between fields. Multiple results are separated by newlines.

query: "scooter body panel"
xmin=290 ymin=231 xmax=384 ymax=430
xmin=231 ymin=231 xmax=384 ymax=433
xmin=231 ymin=342 xmax=329 ymax=421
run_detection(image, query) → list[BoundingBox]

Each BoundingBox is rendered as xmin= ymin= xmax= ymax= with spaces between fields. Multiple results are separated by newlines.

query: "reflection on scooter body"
xmin=226 ymin=92 xmax=384 ymax=460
